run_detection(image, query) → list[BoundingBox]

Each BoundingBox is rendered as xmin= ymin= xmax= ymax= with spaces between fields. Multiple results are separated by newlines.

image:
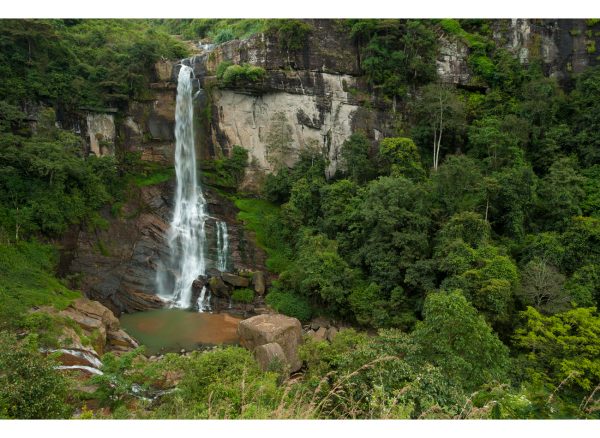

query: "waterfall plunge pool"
xmin=120 ymin=309 xmax=242 ymax=356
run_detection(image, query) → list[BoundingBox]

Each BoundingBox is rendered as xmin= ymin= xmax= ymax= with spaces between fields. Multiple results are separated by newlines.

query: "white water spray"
xmin=216 ymin=221 xmax=229 ymax=272
xmin=157 ymin=65 xmax=208 ymax=308
xmin=196 ymin=285 xmax=212 ymax=312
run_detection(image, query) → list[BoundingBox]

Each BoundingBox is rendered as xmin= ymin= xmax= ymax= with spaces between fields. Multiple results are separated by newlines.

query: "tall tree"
xmin=413 ymin=83 xmax=465 ymax=171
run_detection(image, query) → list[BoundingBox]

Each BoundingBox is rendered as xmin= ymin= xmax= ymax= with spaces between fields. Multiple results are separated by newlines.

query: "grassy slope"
xmin=233 ymin=197 xmax=292 ymax=274
xmin=0 ymin=241 xmax=80 ymax=329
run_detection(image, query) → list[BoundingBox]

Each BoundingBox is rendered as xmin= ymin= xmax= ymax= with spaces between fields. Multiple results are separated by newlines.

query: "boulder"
xmin=326 ymin=327 xmax=338 ymax=342
xmin=314 ymin=327 xmax=327 ymax=342
xmin=208 ymin=275 xmax=230 ymax=298
xmin=62 ymin=298 xmax=120 ymax=331
xmin=108 ymin=329 xmax=139 ymax=349
xmin=253 ymin=342 xmax=287 ymax=372
xmin=238 ymin=314 xmax=303 ymax=372
xmin=222 ymin=272 xmax=250 ymax=288
xmin=252 ymin=271 xmax=266 ymax=295
xmin=309 ymin=316 xmax=331 ymax=331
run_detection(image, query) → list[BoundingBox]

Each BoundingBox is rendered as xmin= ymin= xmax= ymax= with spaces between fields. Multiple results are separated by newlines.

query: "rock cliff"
xmin=165 ymin=19 xmax=600 ymax=186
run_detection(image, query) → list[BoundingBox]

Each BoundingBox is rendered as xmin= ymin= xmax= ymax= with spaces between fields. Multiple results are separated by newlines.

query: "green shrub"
xmin=0 ymin=332 xmax=72 ymax=419
xmin=211 ymin=145 xmax=249 ymax=188
xmin=232 ymin=288 xmax=254 ymax=303
xmin=214 ymin=27 xmax=235 ymax=44
xmin=156 ymin=347 xmax=282 ymax=419
xmin=216 ymin=61 xmax=233 ymax=79
xmin=265 ymin=289 xmax=312 ymax=322
xmin=220 ymin=63 xmax=266 ymax=86
xmin=587 ymin=40 xmax=596 ymax=54
xmin=265 ymin=19 xmax=312 ymax=52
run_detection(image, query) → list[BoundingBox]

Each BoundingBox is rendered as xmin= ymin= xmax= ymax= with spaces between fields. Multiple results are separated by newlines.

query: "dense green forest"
xmin=0 ymin=18 xmax=599 ymax=419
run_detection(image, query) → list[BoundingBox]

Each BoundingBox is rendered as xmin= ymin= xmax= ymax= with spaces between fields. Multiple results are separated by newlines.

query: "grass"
xmin=234 ymin=197 xmax=293 ymax=273
xmin=131 ymin=167 xmax=174 ymax=187
xmin=231 ymin=288 xmax=255 ymax=303
xmin=0 ymin=241 xmax=81 ymax=329
xmin=440 ymin=19 xmax=488 ymax=51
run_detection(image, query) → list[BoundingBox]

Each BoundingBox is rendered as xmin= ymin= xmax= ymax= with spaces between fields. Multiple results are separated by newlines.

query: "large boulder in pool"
xmin=238 ymin=314 xmax=303 ymax=373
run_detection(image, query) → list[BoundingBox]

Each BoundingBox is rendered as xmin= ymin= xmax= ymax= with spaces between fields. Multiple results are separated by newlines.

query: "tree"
xmin=517 ymin=258 xmax=569 ymax=314
xmin=377 ymin=137 xmax=424 ymax=180
xmin=409 ymin=291 xmax=510 ymax=391
xmin=339 ymin=132 xmax=376 ymax=184
xmin=414 ymin=83 xmax=465 ymax=171
xmin=319 ymin=179 xmax=359 ymax=239
xmin=0 ymin=332 xmax=72 ymax=419
xmin=561 ymin=216 xmax=600 ymax=274
xmin=438 ymin=243 xmax=518 ymax=327
xmin=431 ymin=154 xmax=485 ymax=218
xmin=484 ymin=164 xmax=537 ymax=239
xmin=281 ymin=174 xmax=325 ymax=230
xmin=355 ymin=20 xmax=438 ymax=101
xmin=536 ymin=157 xmax=586 ymax=231
xmin=570 ymin=66 xmax=600 ymax=165
xmin=435 ymin=211 xmax=490 ymax=249
xmin=278 ymin=230 xmax=358 ymax=315
xmin=468 ymin=116 xmax=525 ymax=171
xmin=514 ymin=307 xmax=600 ymax=396
xmin=352 ymin=176 xmax=431 ymax=291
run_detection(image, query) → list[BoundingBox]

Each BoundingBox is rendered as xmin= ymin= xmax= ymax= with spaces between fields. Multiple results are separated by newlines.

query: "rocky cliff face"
xmin=166 ymin=19 xmax=600 ymax=186
xmin=64 ymin=180 xmax=266 ymax=315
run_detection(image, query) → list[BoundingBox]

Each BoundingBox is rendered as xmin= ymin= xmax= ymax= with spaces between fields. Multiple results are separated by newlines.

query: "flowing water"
xmin=156 ymin=64 xmax=208 ymax=309
xmin=216 ymin=220 xmax=229 ymax=272
xmin=120 ymin=309 xmax=241 ymax=355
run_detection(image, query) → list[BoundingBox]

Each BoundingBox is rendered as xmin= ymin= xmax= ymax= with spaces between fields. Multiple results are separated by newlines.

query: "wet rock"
xmin=238 ymin=314 xmax=303 ymax=372
xmin=252 ymin=271 xmax=266 ymax=296
xmin=208 ymin=275 xmax=230 ymax=297
xmin=222 ymin=272 xmax=250 ymax=288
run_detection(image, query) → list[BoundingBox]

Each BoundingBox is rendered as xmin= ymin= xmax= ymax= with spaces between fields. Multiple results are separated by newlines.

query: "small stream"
xmin=120 ymin=309 xmax=242 ymax=355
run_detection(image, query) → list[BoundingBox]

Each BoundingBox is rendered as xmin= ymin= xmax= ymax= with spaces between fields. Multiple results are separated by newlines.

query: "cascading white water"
xmin=216 ymin=221 xmax=229 ymax=272
xmin=158 ymin=64 xmax=208 ymax=309
xmin=196 ymin=285 xmax=211 ymax=312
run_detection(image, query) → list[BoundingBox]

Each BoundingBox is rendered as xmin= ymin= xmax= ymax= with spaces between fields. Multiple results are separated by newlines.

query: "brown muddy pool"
xmin=120 ymin=309 xmax=242 ymax=355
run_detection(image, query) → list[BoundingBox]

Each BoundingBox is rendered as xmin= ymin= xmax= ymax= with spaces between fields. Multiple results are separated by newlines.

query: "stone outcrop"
xmin=252 ymin=271 xmax=266 ymax=296
xmin=86 ymin=113 xmax=116 ymax=157
xmin=37 ymin=297 xmax=139 ymax=375
xmin=65 ymin=183 xmax=172 ymax=315
xmin=222 ymin=272 xmax=251 ymax=288
xmin=238 ymin=314 xmax=303 ymax=372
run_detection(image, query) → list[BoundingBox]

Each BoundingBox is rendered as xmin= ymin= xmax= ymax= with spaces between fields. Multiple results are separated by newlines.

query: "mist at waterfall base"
xmin=155 ymin=64 xmax=230 ymax=312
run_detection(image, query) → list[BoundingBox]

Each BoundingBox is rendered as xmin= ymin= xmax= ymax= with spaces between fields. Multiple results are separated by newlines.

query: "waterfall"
xmin=196 ymin=285 xmax=211 ymax=312
xmin=216 ymin=221 xmax=229 ymax=272
xmin=157 ymin=64 xmax=208 ymax=309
